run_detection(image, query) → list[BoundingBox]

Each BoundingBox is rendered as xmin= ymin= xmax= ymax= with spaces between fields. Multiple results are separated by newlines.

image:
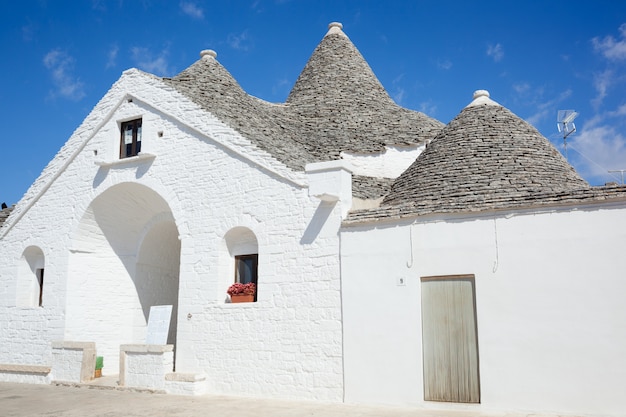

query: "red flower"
xmin=227 ymin=282 xmax=256 ymax=296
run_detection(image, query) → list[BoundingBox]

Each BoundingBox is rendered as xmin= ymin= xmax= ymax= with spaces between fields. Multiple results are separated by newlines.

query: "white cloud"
xmin=570 ymin=125 xmax=626 ymax=181
xmin=393 ymin=88 xmax=406 ymax=105
xmin=589 ymin=25 xmax=626 ymax=109
xmin=130 ymin=46 xmax=172 ymax=76
xmin=612 ymin=103 xmax=626 ymax=116
xmin=486 ymin=43 xmax=504 ymax=62
xmin=418 ymin=100 xmax=437 ymax=116
xmin=513 ymin=82 xmax=530 ymax=94
xmin=180 ymin=1 xmax=204 ymax=19
xmin=591 ymin=69 xmax=613 ymax=109
xmin=106 ymin=45 xmax=119 ymax=69
xmin=568 ymin=106 xmax=626 ymax=183
xmin=436 ymin=59 xmax=452 ymax=70
xmin=91 ymin=0 xmax=107 ymax=12
xmin=227 ymin=30 xmax=251 ymax=51
xmin=391 ymin=74 xmax=406 ymax=105
xmin=524 ymin=88 xmax=572 ymax=127
xmin=42 ymin=49 xmax=86 ymax=101
xmin=22 ymin=22 xmax=36 ymax=42
xmin=592 ymin=23 xmax=626 ymax=61
xmin=525 ymin=109 xmax=549 ymax=127
xmin=271 ymin=78 xmax=290 ymax=97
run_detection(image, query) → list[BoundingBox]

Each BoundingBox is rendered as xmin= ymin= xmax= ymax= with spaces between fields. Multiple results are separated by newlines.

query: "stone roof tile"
xmin=381 ymin=90 xmax=590 ymax=212
xmin=345 ymin=185 xmax=626 ymax=225
xmin=0 ymin=205 xmax=14 ymax=229
xmin=286 ymin=23 xmax=442 ymax=159
xmin=352 ymin=175 xmax=394 ymax=200
xmin=162 ymin=51 xmax=315 ymax=172
xmin=163 ymin=23 xmax=443 ymax=181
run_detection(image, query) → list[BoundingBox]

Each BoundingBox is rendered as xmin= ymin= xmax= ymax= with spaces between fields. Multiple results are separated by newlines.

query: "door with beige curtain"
xmin=421 ymin=275 xmax=480 ymax=403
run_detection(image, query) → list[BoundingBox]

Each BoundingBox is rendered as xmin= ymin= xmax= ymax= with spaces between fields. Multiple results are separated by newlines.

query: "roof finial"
xmin=200 ymin=49 xmax=217 ymax=60
xmin=473 ymin=90 xmax=490 ymax=99
xmin=328 ymin=22 xmax=343 ymax=30
xmin=326 ymin=22 xmax=345 ymax=36
xmin=467 ymin=89 xmax=499 ymax=107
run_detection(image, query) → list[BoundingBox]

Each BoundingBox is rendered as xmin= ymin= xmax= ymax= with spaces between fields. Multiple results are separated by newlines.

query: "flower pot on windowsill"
xmin=227 ymin=283 xmax=256 ymax=303
xmin=230 ymin=294 xmax=255 ymax=303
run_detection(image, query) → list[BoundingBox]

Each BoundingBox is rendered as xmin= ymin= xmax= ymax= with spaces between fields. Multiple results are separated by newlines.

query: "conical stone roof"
xmin=163 ymin=23 xmax=443 ymax=175
xmin=287 ymin=22 xmax=443 ymax=160
xmin=287 ymin=23 xmax=393 ymax=106
xmin=163 ymin=50 xmax=314 ymax=171
xmin=382 ymin=90 xmax=590 ymax=211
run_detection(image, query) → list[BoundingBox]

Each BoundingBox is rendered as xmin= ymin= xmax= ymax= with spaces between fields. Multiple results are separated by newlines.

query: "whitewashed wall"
xmin=341 ymin=205 xmax=626 ymax=416
xmin=340 ymin=144 xmax=425 ymax=178
xmin=0 ymin=70 xmax=344 ymax=401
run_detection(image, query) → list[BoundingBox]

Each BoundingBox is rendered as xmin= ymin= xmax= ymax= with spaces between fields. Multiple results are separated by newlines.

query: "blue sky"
xmin=1 ymin=1 xmax=625 ymax=205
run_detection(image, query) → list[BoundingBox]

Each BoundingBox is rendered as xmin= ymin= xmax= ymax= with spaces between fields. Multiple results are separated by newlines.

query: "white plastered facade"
xmin=0 ymin=69 xmax=345 ymax=401
xmin=341 ymin=204 xmax=626 ymax=416
xmin=1 ymin=67 xmax=626 ymax=417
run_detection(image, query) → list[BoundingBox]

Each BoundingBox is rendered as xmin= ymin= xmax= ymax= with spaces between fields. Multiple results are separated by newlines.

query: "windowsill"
xmin=221 ymin=301 xmax=257 ymax=307
xmin=95 ymin=153 xmax=156 ymax=167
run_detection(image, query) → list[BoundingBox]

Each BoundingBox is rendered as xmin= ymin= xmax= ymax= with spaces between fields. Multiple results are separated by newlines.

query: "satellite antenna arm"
xmin=563 ymin=122 xmax=576 ymax=138
xmin=557 ymin=110 xmax=579 ymax=161
xmin=562 ymin=111 xmax=579 ymax=124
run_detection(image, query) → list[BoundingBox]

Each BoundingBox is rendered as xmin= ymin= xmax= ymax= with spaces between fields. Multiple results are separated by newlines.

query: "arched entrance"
xmin=66 ymin=182 xmax=180 ymax=375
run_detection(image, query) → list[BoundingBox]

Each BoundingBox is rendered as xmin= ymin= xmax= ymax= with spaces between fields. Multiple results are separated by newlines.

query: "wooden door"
xmin=421 ymin=275 xmax=480 ymax=403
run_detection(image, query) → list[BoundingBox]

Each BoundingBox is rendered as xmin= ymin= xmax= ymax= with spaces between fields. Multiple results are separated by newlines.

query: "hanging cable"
xmin=492 ymin=217 xmax=499 ymax=273
xmin=567 ymin=143 xmax=623 ymax=183
xmin=406 ymin=225 xmax=414 ymax=268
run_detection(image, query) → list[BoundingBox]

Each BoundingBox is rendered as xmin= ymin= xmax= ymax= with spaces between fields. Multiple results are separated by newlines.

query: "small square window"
xmin=120 ymin=118 xmax=142 ymax=159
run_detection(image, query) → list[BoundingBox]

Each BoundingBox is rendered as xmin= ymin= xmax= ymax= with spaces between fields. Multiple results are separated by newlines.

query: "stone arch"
xmin=219 ymin=227 xmax=259 ymax=302
xmin=16 ymin=246 xmax=45 ymax=307
xmin=66 ymin=182 xmax=180 ymax=373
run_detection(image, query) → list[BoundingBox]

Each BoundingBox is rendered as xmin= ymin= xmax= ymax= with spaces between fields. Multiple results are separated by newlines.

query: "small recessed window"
xmin=235 ymin=254 xmax=258 ymax=301
xmin=36 ymin=268 xmax=44 ymax=307
xmin=120 ymin=118 xmax=142 ymax=159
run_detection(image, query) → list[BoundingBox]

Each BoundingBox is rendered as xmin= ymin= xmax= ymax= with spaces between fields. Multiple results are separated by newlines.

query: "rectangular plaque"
xmin=146 ymin=305 xmax=172 ymax=345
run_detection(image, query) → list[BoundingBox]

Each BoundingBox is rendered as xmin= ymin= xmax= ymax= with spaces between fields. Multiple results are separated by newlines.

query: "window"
xmin=120 ymin=118 xmax=142 ymax=158
xmin=235 ymin=254 xmax=258 ymax=301
xmin=221 ymin=227 xmax=259 ymax=303
xmin=36 ymin=268 xmax=44 ymax=307
xmin=16 ymin=246 xmax=45 ymax=307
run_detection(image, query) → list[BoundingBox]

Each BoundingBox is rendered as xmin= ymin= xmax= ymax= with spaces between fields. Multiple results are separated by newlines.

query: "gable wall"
xmin=341 ymin=205 xmax=626 ymax=415
xmin=0 ymin=71 xmax=344 ymax=400
xmin=0 ymin=74 xmax=132 ymax=366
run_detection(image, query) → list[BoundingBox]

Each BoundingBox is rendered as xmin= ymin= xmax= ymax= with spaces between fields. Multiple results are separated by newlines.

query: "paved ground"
xmin=0 ymin=381 xmax=565 ymax=417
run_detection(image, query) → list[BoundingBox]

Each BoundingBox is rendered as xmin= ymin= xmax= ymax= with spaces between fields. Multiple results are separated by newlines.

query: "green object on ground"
xmin=95 ymin=356 xmax=103 ymax=370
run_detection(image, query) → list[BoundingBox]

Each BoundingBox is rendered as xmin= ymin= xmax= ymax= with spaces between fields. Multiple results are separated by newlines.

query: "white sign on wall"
xmin=146 ymin=305 xmax=173 ymax=345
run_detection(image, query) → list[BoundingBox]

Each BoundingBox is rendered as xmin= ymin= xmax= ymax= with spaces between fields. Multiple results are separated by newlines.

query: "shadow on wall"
xmin=301 ymin=200 xmax=336 ymax=245
xmin=67 ymin=182 xmax=181 ymax=351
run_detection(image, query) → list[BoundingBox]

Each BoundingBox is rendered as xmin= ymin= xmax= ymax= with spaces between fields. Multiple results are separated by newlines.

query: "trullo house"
xmin=1 ymin=22 xmax=625 ymax=417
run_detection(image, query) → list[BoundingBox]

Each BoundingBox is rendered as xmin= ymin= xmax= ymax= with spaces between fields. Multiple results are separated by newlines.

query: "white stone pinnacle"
xmin=200 ymin=49 xmax=217 ymax=60
xmin=473 ymin=89 xmax=490 ymax=99
xmin=467 ymin=89 xmax=500 ymax=107
xmin=326 ymin=22 xmax=345 ymax=36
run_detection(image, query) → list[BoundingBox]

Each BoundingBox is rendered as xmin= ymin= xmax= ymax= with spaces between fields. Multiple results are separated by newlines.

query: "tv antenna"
xmin=557 ymin=110 xmax=578 ymax=161
xmin=608 ymin=169 xmax=626 ymax=185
